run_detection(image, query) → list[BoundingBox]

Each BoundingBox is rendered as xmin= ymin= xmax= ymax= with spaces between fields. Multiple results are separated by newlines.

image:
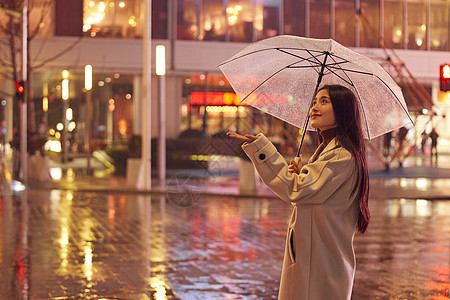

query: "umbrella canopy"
xmin=218 ymin=35 xmax=413 ymax=142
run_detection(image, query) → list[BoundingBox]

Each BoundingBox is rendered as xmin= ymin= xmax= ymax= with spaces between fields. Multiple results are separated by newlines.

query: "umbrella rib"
xmin=323 ymin=60 xmax=351 ymax=67
xmin=326 ymin=66 xmax=374 ymax=76
xmin=325 ymin=56 xmax=372 ymax=138
xmin=239 ymin=52 xmax=325 ymax=103
xmin=323 ymin=56 xmax=371 ymax=86
xmin=305 ymin=49 xmax=327 ymax=68
xmin=289 ymin=65 xmax=323 ymax=69
xmin=320 ymin=59 xmax=355 ymax=86
xmin=323 ymin=68 xmax=354 ymax=86
xmin=279 ymin=47 xmax=328 ymax=74
xmin=277 ymin=49 xmax=324 ymax=67
xmin=217 ymin=47 xmax=327 ymax=67
xmin=217 ymin=48 xmax=276 ymax=66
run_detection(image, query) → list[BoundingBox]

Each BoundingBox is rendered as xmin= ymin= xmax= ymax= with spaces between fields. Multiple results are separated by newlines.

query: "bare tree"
xmin=0 ymin=0 xmax=57 ymax=132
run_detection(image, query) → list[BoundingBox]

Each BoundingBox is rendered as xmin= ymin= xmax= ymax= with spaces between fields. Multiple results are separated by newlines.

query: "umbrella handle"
xmin=294 ymin=156 xmax=300 ymax=164
xmin=296 ymin=114 xmax=310 ymax=157
xmin=296 ymin=52 xmax=328 ymax=158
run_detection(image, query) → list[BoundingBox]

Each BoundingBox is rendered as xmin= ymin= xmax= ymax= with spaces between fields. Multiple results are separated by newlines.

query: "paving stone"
xmin=0 ymin=175 xmax=449 ymax=299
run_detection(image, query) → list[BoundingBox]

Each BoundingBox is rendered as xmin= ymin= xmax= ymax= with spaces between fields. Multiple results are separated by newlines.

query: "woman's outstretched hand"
xmin=288 ymin=156 xmax=302 ymax=174
xmin=226 ymin=131 xmax=257 ymax=143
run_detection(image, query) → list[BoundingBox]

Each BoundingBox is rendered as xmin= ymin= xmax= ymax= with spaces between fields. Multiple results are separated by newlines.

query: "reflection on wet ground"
xmin=0 ymin=189 xmax=449 ymax=299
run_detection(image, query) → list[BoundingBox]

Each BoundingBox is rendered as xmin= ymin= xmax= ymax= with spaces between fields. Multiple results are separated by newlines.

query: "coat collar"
xmin=308 ymin=138 xmax=340 ymax=163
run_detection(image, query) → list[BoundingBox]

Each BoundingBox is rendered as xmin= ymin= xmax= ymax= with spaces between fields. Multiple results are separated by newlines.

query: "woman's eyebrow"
xmin=320 ymin=96 xmax=330 ymax=99
xmin=314 ymin=95 xmax=330 ymax=100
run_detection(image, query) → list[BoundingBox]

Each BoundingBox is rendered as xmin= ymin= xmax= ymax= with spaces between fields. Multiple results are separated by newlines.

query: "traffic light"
xmin=440 ymin=64 xmax=450 ymax=92
xmin=15 ymin=80 xmax=25 ymax=100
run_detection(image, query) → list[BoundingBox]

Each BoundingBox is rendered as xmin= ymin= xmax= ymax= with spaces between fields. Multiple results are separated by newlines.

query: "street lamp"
xmin=62 ymin=79 xmax=69 ymax=100
xmin=156 ymin=45 xmax=166 ymax=76
xmin=66 ymin=107 xmax=73 ymax=121
xmin=62 ymin=70 xmax=69 ymax=100
xmin=42 ymin=83 xmax=48 ymax=112
xmin=61 ymin=70 xmax=69 ymax=162
xmin=85 ymin=65 xmax=93 ymax=174
xmin=85 ymin=65 xmax=92 ymax=90
xmin=156 ymin=45 xmax=166 ymax=184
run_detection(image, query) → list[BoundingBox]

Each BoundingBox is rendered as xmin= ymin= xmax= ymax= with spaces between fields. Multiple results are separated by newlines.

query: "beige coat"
xmin=242 ymin=133 xmax=359 ymax=300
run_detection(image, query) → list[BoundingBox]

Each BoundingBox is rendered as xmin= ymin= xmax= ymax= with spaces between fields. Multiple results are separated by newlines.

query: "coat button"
xmin=259 ymin=153 xmax=266 ymax=160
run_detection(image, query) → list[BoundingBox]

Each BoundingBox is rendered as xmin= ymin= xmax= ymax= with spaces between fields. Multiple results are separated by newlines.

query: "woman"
xmin=227 ymin=85 xmax=370 ymax=299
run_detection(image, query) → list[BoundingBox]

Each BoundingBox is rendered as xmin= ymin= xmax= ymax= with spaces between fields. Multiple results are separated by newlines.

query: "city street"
xmin=0 ymin=178 xmax=449 ymax=299
xmin=1 ymin=0 xmax=450 ymax=299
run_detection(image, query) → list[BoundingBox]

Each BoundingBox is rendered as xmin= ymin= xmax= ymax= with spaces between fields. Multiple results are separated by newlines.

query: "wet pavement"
xmin=0 ymin=187 xmax=449 ymax=299
xmin=0 ymin=150 xmax=450 ymax=299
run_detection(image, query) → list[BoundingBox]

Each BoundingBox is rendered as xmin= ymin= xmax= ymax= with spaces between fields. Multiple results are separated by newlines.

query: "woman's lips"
xmin=311 ymin=114 xmax=321 ymax=119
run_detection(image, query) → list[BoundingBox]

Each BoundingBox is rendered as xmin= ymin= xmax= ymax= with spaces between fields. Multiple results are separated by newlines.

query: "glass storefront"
xmin=180 ymin=74 xmax=244 ymax=135
xmin=430 ymin=0 xmax=449 ymax=51
xmin=310 ymin=0 xmax=331 ymax=39
xmin=384 ymin=0 xmax=405 ymax=49
xmin=0 ymin=0 xmax=54 ymax=37
xmin=13 ymin=0 xmax=446 ymax=51
xmin=179 ymin=73 xmax=303 ymax=156
xmin=82 ymin=0 xmax=167 ymax=39
xmin=228 ymin=0 xmax=256 ymax=42
xmin=31 ymin=71 xmax=135 ymax=151
xmin=335 ymin=0 xmax=356 ymax=47
xmin=407 ymin=0 xmax=427 ymax=50
xmin=177 ymin=0 xmax=281 ymax=42
xmin=30 ymin=0 xmax=54 ymax=36
xmin=359 ymin=0 xmax=380 ymax=48
xmin=283 ymin=0 xmax=306 ymax=36
xmin=176 ymin=0 xmax=226 ymax=41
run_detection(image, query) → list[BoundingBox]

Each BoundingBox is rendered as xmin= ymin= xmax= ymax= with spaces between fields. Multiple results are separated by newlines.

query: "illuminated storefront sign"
xmin=190 ymin=92 xmax=246 ymax=106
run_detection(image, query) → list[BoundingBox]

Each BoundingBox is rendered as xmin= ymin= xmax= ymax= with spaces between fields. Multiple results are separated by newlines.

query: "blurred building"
xmin=0 ymin=0 xmax=449 ymax=151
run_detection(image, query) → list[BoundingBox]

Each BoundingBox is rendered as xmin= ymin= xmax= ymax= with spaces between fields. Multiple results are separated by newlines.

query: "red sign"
xmin=190 ymin=92 xmax=245 ymax=106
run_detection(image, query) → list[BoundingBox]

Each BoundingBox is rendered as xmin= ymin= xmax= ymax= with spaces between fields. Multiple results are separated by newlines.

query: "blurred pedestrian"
xmin=383 ymin=131 xmax=392 ymax=157
xmin=430 ymin=128 xmax=438 ymax=159
xmin=227 ymin=85 xmax=370 ymax=300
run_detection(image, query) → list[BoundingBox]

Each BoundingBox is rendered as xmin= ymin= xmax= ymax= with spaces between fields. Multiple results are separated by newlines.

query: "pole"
xmin=158 ymin=74 xmax=166 ymax=184
xmin=156 ymin=45 xmax=166 ymax=185
xmin=85 ymin=65 xmax=93 ymax=175
xmin=142 ymin=0 xmax=152 ymax=190
xmin=202 ymin=73 xmax=209 ymax=137
xmin=86 ymin=90 xmax=92 ymax=174
xmin=107 ymin=101 xmax=113 ymax=144
xmin=62 ymin=101 xmax=68 ymax=163
xmin=355 ymin=0 xmax=360 ymax=47
xmin=61 ymin=71 xmax=69 ymax=163
xmin=296 ymin=52 xmax=329 ymax=158
xmin=20 ymin=0 xmax=28 ymax=184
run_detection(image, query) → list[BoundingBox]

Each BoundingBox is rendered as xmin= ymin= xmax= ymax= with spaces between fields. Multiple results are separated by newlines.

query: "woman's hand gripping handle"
xmin=288 ymin=155 xmax=302 ymax=174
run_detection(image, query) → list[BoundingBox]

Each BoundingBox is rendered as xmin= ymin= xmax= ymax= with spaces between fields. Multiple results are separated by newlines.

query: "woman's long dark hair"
xmin=317 ymin=85 xmax=370 ymax=234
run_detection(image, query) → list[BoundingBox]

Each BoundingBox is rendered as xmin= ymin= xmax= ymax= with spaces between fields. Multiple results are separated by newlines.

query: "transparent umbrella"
xmin=218 ymin=35 xmax=413 ymax=157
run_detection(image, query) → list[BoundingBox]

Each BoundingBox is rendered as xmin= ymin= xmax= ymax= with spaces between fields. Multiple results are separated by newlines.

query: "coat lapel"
xmin=308 ymin=138 xmax=339 ymax=163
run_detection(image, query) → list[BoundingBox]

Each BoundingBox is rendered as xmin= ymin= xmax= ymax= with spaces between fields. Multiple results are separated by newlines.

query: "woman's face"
xmin=309 ymin=89 xmax=336 ymax=131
